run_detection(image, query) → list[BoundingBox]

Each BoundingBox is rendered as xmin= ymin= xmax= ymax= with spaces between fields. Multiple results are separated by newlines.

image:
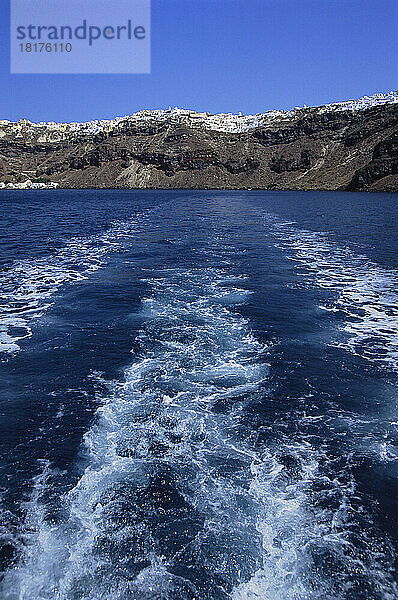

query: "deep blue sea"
xmin=0 ymin=189 xmax=397 ymax=600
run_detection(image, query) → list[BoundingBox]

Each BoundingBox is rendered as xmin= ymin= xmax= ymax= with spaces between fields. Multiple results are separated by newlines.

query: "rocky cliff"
xmin=1 ymin=94 xmax=397 ymax=191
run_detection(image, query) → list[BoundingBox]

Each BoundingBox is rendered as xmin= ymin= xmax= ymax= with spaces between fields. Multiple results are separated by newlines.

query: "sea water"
xmin=0 ymin=190 xmax=397 ymax=599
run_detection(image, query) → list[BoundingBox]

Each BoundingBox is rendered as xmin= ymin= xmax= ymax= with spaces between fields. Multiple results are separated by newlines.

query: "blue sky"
xmin=0 ymin=0 xmax=397 ymax=122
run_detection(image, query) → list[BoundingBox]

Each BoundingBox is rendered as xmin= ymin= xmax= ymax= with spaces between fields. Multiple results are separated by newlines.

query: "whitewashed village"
xmin=0 ymin=180 xmax=59 ymax=189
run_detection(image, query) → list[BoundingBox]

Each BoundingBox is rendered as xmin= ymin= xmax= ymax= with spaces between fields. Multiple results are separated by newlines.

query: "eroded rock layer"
xmin=0 ymin=97 xmax=397 ymax=191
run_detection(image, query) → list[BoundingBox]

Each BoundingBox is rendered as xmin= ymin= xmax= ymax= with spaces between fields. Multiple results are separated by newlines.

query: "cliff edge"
xmin=0 ymin=92 xmax=397 ymax=192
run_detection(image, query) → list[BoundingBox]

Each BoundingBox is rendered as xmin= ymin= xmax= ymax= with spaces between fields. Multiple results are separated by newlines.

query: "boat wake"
xmin=264 ymin=215 xmax=398 ymax=371
xmin=1 ymin=257 xmax=396 ymax=599
xmin=0 ymin=218 xmax=139 ymax=354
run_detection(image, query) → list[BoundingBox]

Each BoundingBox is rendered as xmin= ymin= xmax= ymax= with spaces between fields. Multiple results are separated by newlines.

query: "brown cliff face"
xmin=0 ymin=103 xmax=397 ymax=191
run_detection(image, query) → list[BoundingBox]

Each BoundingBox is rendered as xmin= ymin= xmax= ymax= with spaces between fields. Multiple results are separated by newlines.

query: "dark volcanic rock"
xmin=269 ymin=150 xmax=312 ymax=173
xmin=0 ymin=103 xmax=397 ymax=191
xmin=347 ymin=132 xmax=398 ymax=191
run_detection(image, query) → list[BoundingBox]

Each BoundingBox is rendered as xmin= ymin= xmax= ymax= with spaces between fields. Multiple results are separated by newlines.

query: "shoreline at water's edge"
xmin=1 ymin=186 xmax=398 ymax=194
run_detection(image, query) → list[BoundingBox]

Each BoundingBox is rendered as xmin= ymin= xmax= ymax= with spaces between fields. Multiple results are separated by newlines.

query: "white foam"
xmin=0 ymin=218 xmax=139 ymax=354
xmin=265 ymin=215 xmax=398 ymax=371
xmin=0 ymin=267 xmax=266 ymax=598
